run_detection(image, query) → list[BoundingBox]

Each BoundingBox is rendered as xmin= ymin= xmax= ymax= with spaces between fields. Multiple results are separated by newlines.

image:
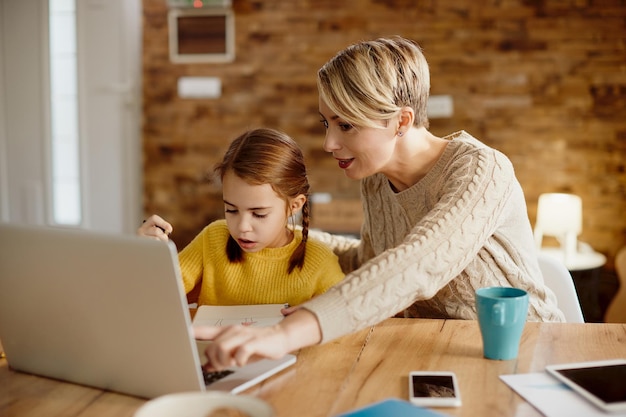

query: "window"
xmin=49 ymin=0 xmax=81 ymax=225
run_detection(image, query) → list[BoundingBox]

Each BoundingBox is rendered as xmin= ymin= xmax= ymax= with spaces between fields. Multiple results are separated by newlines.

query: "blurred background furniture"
xmin=537 ymin=252 xmax=585 ymax=323
xmin=534 ymin=193 xmax=583 ymax=265
xmin=604 ymin=246 xmax=626 ymax=323
xmin=534 ymin=193 xmax=607 ymax=321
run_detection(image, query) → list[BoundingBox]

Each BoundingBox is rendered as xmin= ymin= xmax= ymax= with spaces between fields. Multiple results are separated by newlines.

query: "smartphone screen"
xmin=409 ymin=372 xmax=461 ymax=407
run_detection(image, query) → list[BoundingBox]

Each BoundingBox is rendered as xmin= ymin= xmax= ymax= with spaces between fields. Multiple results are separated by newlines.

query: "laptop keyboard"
xmin=202 ymin=369 xmax=235 ymax=386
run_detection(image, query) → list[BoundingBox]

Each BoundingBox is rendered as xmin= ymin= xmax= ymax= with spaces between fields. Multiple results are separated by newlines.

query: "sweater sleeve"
xmin=303 ymin=147 xmax=523 ymax=342
xmin=177 ymin=227 xmax=208 ymax=294
xmin=306 ymin=240 xmax=346 ymax=296
xmin=308 ymin=229 xmax=363 ymax=274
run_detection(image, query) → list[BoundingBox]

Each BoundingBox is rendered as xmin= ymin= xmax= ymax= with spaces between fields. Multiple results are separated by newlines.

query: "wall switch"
xmin=178 ymin=76 xmax=221 ymax=98
xmin=427 ymin=95 xmax=453 ymax=118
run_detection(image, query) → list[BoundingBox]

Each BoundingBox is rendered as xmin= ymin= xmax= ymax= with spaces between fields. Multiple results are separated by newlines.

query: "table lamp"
xmin=534 ymin=193 xmax=583 ymax=264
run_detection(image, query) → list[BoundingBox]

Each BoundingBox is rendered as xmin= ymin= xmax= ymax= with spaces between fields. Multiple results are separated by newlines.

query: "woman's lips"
xmin=337 ymin=158 xmax=354 ymax=169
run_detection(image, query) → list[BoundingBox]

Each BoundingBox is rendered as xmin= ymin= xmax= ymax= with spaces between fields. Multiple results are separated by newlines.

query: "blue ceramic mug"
xmin=475 ymin=287 xmax=529 ymax=360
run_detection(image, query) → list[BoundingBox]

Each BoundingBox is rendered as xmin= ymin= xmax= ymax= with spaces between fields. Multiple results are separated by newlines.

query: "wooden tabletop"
xmin=1 ymin=318 xmax=625 ymax=417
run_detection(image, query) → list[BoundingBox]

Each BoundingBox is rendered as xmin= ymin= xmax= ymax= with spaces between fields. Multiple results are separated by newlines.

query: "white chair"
xmin=537 ymin=252 xmax=585 ymax=323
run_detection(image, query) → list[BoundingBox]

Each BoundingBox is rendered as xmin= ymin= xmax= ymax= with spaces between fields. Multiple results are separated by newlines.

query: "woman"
xmin=195 ymin=36 xmax=565 ymax=370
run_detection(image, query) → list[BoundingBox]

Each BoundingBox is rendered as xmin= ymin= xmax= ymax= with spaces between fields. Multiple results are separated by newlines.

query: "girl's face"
xmin=319 ymin=98 xmax=397 ymax=180
xmin=222 ymin=171 xmax=293 ymax=253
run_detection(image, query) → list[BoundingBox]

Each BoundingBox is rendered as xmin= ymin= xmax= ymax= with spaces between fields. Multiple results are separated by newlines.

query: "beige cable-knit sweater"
xmin=304 ymin=131 xmax=565 ymax=343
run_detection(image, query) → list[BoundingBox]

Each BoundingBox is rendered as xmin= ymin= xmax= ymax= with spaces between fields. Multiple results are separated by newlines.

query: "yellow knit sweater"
xmin=178 ymin=220 xmax=344 ymax=306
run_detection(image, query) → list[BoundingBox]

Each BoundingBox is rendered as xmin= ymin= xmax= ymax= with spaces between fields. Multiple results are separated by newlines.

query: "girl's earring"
xmin=397 ymin=131 xmax=404 ymax=137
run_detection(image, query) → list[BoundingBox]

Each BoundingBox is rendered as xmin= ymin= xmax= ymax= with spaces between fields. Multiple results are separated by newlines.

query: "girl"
xmin=138 ymin=128 xmax=344 ymax=306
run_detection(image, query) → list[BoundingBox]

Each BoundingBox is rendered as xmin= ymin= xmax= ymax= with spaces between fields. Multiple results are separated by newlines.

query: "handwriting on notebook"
xmin=192 ymin=304 xmax=287 ymax=328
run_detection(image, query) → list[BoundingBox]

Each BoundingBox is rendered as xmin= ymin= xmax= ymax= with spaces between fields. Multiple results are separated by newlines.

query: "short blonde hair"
xmin=317 ymin=36 xmax=430 ymax=129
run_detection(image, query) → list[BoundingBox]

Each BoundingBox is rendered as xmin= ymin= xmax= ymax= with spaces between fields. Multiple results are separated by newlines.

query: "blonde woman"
xmin=194 ymin=37 xmax=565 ymax=370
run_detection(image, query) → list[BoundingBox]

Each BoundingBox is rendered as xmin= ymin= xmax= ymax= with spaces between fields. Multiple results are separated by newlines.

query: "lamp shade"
xmin=535 ymin=193 xmax=583 ymax=237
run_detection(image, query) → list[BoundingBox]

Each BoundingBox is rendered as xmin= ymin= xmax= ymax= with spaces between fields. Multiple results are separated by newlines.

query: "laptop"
xmin=0 ymin=223 xmax=296 ymax=399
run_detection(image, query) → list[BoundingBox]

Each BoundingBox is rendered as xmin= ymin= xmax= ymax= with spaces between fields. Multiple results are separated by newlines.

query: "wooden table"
xmin=1 ymin=319 xmax=625 ymax=417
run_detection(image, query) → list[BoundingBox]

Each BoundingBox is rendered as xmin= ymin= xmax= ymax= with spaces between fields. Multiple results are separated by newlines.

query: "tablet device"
xmin=546 ymin=359 xmax=626 ymax=413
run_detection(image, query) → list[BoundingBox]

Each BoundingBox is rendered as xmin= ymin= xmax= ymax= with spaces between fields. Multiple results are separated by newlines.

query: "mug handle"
xmin=492 ymin=303 xmax=506 ymax=326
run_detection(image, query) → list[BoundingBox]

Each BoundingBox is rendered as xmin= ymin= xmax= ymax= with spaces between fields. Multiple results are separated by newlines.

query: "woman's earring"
xmin=397 ymin=131 xmax=403 ymax=137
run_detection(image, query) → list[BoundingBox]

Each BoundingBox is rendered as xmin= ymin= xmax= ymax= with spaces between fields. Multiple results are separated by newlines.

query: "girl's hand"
xmin=137 ymin=214 xmax=173 ymax=242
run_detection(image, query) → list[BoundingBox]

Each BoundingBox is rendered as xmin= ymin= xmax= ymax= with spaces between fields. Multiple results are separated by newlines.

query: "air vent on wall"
xmin=168 ymin=3 xmax=234 ymax=63
xmin=167 ymin=0 xmax=232 ymax=8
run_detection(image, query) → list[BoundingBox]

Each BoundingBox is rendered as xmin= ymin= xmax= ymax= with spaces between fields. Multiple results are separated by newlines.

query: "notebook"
xmin=0 ymin=223 xmax=296 ymax=399
xmin=336 ymin=399 xmax=451 ymax=417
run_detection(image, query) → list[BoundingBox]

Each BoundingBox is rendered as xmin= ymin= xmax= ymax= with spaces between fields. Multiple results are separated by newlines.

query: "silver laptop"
xmin=0 ymin=223 xmax=295 ymax=399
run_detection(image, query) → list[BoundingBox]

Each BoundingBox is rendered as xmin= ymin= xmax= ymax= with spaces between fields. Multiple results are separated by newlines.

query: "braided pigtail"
xmin=287 ymin=198 xmax=310 ymax=274
xmin=226 ymin=235 xmax=244 ymax=263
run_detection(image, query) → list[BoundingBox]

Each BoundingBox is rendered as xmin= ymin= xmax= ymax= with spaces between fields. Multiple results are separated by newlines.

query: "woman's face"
xmin=222 ymin=171 xmax=291 ymax=253
xmin=319 ymin=98 xmax=397 ymax=180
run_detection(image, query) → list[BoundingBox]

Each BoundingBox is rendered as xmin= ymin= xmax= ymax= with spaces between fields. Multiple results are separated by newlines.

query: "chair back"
xmin=537 ymin=252 xmax=585 ymax=323
xmin=605 ymin=246 xmax=626 ymax=323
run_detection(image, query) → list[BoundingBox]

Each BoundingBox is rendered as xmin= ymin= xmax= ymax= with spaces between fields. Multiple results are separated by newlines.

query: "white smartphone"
xmin=408 ymin=371 xmax=462 ymax=407
xmin=546 ymin=359 xmax=626 ymax=413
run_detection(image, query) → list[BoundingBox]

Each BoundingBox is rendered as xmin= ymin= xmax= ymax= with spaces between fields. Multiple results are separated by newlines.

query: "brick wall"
xmin=142 ymin=0 xmax=626 ymax=269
